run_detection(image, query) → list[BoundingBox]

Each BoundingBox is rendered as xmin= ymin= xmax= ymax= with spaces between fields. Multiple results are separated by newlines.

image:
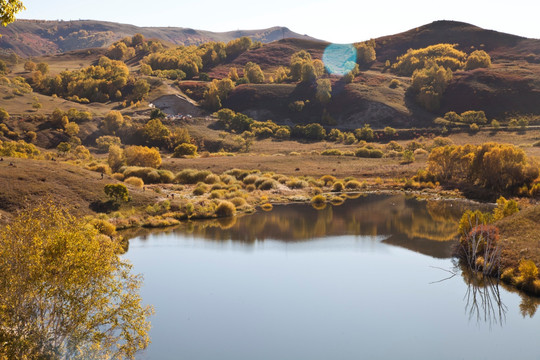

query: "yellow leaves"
xmin=0 ymin=201 xmax=152 ymax=359
xmin=392 ymin=43 xmax=467 ymax=76
xmin=124 ymin=145 xmax=162 ymax=168
xmin=427 ymin=142 xmax=539 ymax=193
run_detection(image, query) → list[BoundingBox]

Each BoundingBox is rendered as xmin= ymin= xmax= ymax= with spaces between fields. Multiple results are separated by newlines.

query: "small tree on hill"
xmin=104 ymin=183 xmax=130 ymax=203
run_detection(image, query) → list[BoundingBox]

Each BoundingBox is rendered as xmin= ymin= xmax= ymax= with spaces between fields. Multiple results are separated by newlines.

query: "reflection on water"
xmin=461 ymin=267 xmax=508 ymax=327
xmin=126 ymin=194 xmax=540 ymax=360
xmin=125 ymin=194 xmax=492 ymax=259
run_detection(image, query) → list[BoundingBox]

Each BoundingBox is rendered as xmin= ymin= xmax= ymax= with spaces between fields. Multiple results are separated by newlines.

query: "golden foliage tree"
xmin=0 ymin=0 xmax=25 ymax=27
xmin=124 ymin=145 xmax=162 ymax=168
xmin=465 ymin=50 xmax=491 ymax=70
xmin=244 ymin=62 xmax=265 ymax=84
xmin=316 ymin=79 xmax=332 ymax=104
xmin=0 ymin=202 xmax=152 ymax=359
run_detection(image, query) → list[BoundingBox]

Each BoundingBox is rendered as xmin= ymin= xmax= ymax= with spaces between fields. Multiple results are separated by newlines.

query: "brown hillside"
xmin=0 ymin=158 xmax=159 ymax=224
xmin=441 ymin=62 xmax=540 ymax=117
xmin=0 ymin=20 xmax=319 ymax=57
xmin=496 ymin=204 xmax=540 ymax=270
xmin=209 ymin=38 xmax=328 ymax=78
xmin=374 ymin=20 xmax=540 ymax=62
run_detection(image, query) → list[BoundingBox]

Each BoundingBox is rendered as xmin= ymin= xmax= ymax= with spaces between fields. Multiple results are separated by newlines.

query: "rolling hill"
xmin=0 ymin=19 xmax=318 ymax=57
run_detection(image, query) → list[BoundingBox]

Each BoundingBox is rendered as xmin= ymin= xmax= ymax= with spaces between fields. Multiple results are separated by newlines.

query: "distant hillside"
xmin=374 ymin=20 xmax=540 ymax=62
xmin=0 ymin=19 xmax=318 ymax=57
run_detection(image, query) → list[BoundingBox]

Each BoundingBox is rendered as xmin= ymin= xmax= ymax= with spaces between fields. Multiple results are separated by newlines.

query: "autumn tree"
xmin=290 ymin=50 xmax=312 ymax=81
xmin=244 ymin=62 xmax=265 ymax=83
xmin=101 ymin=110 xmax=125 ymax=135
xmin=143 ymin=118 xmax=171 ymax=147
xmin=411 ymin=62 xmax=453 ymax=111
xmin=274 ymin=66 xmax=288 ymax=83
xmin=316 ymin=79 xmax=332 ymax=104
xmin=202 ymin=81 xmax=222 ymax=110
xmin=0 ymin=0 xmax=25 ymax=27
xmin=36 ymin=62 xmax=49 ymax=75
xmin=24 ymin=60 xmax=36 ymax=71
xmin=124 ymin=145 xmax=162 ymax=168
xmin=465 ymin=50 xmax=491 ymax=70
xmin=228 ymin=67 xmax=239 ymax=81
xmin=0 ymin=202 xmax=151 ymax=359
xmin=356 ymin=42 xmax=376 ymax=66
xmin=132 ymin=78 xmax=150 ymax=101
xmin=107 ymin=144 xmax=125 ymax=172
xmin=104 ymin=183 xmax=130 ymax=202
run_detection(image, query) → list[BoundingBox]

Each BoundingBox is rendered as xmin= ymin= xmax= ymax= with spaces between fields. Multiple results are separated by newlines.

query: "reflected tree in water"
xmin=461 ymin=269 xmax=507 ymax=327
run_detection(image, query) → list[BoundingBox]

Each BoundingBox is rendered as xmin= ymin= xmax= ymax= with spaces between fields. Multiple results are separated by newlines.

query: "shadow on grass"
xmin=90 ymin=200 xmax=120 ymax=213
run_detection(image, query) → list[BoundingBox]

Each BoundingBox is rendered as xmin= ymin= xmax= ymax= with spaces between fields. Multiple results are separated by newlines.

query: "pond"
xmin=125 ymin=194 xmax=540 ymax=360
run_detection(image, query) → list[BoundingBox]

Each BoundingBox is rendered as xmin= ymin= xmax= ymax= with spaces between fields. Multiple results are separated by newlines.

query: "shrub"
xmin=158 ymin=170 xmax=175 ymax=183
xmin=112 ymin=173 xmax=125 ymax=181
xmin=286 ymin=179 xmax=308 ymax=189
xmin=492 ymin=196 xmax=519 ymax=221
xmin=258 ymin=179 xmax=277 ymax=190
xmin=174 ymin=169 xmax=212 ymax=184
xmin=204 ymin=174 xmax=221 ymax=184
xmin=501 ymin=268 xmax=515 ymax=283
xmin=123 ymin=166 xmax=161 ymax=184
xmin=518 ymin=260 xmax=539 ymax=286
xmin=173 ymin=143 xmax=198 ymax=157
xmin=193 ymin=184 xmax=209 ymax=196
xmin=465 ymin=50 xmax=491 ymax=70
xmin=389 ymin=79 xmax=400 ymax=88
xmin=125 ymin=176 xmax=144 ymax=188
xmin=230 ymin=197 xmax=247 ymax=207
xmin=0 ymin=107 xmax=9 ymax=121
xmin=320 ymin=175 xmax=336 ymax=185
xmin=215 ymin=201 xmax=236 ymax=217
xmin=243 ymin=174 xmax=260 ymax=185
xmin=104 ymin=184 xmax=130 ymax=202
xmin=86 ymin=163 xmax=112 ymax=175
xmin=386 ymin=141 xmax=403 ymax=152
xmin=321 ymin=149 xmax=343 ymax=156
xmin=401 ymin=150 xmax=415 ymax=164
xmin=427 ymin=143 xmax=539 ymax=193
xmin=345 ymin=180 xmax=363 ymax=189
xmin=355 ymin=147 xmax=370 ymax=158
xmin=332 ymin=181 xmax=344 ymax=192
xmin=96 ymin=136 xmax=122 ymax=152
xmin=369 ymin=149 xmax=384 ymax=158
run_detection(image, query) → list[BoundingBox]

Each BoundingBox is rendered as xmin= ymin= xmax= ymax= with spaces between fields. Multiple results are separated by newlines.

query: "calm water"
xmin=126 ymin=194 xmax=540 ymax=360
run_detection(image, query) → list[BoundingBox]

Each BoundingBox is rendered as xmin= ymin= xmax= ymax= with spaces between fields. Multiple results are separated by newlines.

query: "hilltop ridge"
xmin=0 ymin=19 xmax=318 ymax=57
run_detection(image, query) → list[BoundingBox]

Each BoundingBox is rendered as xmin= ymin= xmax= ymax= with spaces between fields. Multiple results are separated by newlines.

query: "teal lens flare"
xmin=322 ymin=43 xmax=357 ymax=76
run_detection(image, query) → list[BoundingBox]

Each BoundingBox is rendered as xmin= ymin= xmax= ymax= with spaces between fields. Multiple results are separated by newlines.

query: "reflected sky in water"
xmin=126 ymin=194 xmax=539 ymax=360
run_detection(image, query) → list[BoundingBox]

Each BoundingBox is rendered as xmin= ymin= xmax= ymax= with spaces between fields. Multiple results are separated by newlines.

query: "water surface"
xmin=126 ymin=194 xmax=540 ymax=360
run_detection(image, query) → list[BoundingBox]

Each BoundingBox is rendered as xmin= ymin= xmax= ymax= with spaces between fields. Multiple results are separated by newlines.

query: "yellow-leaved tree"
xmin=0 ymin=202 xmax=153 ymax=359
xmin=0 ymin=0 xmax=25 ymax=27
